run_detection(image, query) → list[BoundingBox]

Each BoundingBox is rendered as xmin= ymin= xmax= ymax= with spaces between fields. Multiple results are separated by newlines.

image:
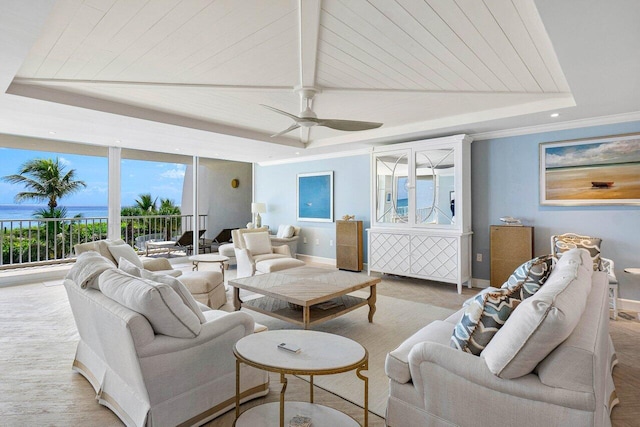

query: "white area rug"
xmin=244 ymin=292 xmax=455 ymax=417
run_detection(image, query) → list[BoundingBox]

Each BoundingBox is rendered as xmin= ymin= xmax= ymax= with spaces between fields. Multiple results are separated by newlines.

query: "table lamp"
xmin=251 ymin=202 xmax=266 ymax=228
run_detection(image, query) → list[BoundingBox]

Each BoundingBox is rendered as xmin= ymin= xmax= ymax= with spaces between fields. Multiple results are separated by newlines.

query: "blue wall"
xmin=256 ymin=121 xmax=640 ymax=300
xmin=255 ymin=154 xmax=370 ymax=261
xmin=472 ymin=121 xmax=640 ymax=300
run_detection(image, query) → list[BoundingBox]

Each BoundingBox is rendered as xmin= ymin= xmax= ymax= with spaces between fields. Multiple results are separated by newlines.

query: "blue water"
xmin=0 ymin=205 xmax=109 ymax=220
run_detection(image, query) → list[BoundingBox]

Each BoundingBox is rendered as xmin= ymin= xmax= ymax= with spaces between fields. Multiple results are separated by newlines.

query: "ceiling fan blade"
xmin=270 ymin=123 xmax=301 ymax=137
xmin=260 ymin=104 xmax=301 ymax=122
xmin=317 ymin=119 xmax=383 ymax=131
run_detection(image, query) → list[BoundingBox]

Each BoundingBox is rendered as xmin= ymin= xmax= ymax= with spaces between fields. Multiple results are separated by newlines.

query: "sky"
xmin=0 ymin=148 xmax=185 ymax=207
xmin=545 ymin=138 xmax=640 ymax=168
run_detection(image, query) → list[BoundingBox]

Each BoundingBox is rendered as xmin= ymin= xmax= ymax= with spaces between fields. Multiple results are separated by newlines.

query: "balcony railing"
xmin=0 ymin=214 xmax=207 ymax=269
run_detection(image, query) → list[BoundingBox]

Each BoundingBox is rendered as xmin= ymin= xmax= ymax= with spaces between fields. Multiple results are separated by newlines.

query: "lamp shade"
xmin=251 ymin=202 xmax=266 ymax=214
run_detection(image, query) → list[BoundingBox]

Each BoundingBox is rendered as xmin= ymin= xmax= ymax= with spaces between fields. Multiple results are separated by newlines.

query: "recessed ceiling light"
xmin=550 ymin=113 xmax=560 ymax=118
xmin=295 ymin=152 xmax=300 ymax=155
xmin=115 ymin=139 xmax=121 ymax=143
xmin=49 ymin=131 xmax=56 ymax=135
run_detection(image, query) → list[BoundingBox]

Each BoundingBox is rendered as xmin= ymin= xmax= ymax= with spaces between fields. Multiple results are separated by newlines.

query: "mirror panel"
xmin=415 ymin=148 xmax=455 ymax=226
xmin=375 ymin=152 xmax=409 ymax=223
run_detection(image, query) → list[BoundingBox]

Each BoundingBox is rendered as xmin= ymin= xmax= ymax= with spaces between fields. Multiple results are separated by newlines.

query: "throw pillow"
xmin=140 ymin=270 xmax=206 ymax=324
xmin=276 ymin=225 xmax=288 ymax=238
xmin=553 ymin=234 xmax=602 ymax=271
xmin=108 ymin=244 xmax=143 ymax=269
xmin=451 ymin=288 xmax=522 ymax=355
xmin=243 ymin=231 xmax=272 ymax=255
xmin=65 ymin=251 xmax=115 ymax=289
xmin=99 ymin=269 xmax=202 ymax=338
xmin=481 ymin=249 xmax=592 ymax=378
xmin=276 ymin=225 xmax=295 ymax=238
xmin=501 ymin=254 xmax=554 ymax=299
xmin=118 ymin=256 xmax=142 ymax=277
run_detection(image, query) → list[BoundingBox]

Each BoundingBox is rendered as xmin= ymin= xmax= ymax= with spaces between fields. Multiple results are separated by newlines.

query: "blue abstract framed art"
xmin=297 ymin=171 xmax=334 ymax=222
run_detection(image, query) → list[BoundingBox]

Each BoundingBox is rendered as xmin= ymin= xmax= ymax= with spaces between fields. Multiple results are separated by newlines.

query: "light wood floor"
xmin=1 ymin=272 xmax=638 ymax=426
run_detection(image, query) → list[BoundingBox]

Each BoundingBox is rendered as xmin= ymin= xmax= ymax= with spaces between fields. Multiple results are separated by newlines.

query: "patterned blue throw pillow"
xmin=451 ymin=288 xmax=521 ymax=355
xmin=501 ymin=254 xmax=554 ymax=299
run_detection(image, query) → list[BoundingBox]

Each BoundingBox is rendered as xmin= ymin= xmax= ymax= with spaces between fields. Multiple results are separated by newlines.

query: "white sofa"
xmin=64 ymin=263 xmax=269 ymax=427
xmin=74 ymin=239 xmax=226 ymax=308
xmin=385 ymin=249 xmax=618 ymax=427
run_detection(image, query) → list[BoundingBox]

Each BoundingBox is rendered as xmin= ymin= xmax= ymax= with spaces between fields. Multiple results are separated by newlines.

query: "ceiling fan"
xmin=261 ymin=89 xmax=383 ymax=137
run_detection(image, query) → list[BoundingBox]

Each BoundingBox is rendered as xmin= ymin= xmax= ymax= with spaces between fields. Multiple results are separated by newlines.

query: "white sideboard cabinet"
xmin=367 ymin=134 xmax=473 ymax=293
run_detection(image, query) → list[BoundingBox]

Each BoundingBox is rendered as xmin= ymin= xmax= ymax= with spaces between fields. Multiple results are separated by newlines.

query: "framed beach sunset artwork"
xmin=540 ymin=134 xmax=640 ymax=206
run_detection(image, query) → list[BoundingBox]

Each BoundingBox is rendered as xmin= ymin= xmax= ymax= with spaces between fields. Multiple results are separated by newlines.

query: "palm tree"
xmin=158 ymin=198 xmax=181 ymax=215
xmin=2 ymin=157 xmax=86 ymax=211
xmin=135 ymin=193 xmax=158 ymax=214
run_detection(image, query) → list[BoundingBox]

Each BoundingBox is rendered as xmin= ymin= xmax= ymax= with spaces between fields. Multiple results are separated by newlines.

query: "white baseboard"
xmin=471 ymin=278 xmax=491 ymax=289
xmin=618 ymin=298 xmax=640 ymax=313
xmin=296 ymin=254 xmax=336 ymax=266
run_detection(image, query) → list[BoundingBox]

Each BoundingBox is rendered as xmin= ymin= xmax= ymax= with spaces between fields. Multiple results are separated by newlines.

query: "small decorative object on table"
xmin=342 ymin=214 xmax=355 ymax=221
xmin=289 ymin=415 xmax=312 ymax=427
xmin=499 ymin=216 xmax=522 ymax=226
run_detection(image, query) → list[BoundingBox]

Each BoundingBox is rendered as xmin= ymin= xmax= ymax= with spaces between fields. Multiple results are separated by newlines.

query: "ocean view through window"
xmin=0 ymin=205 xmax=109 ymax=220
xmin=1 ymin=148 xmax=188 ymax=268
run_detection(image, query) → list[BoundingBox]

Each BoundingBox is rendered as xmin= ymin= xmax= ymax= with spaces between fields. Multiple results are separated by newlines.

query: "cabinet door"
xmin=490 ymin=226 xmax=534 ymax=286
xmin=414 ymin=148 xmax=456 ymax=226
xmin=336 ymin=221 xmax=363 ymax=271
xmin=410 ymin=234 xmax=458 ymax=280
xmin=369 ymin=232 xmax=410 ymax=273
xmin=374 ymin=151 xmax=410 ymax=225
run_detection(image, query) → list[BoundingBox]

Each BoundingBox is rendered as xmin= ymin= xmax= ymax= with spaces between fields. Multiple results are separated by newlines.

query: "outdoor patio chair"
xmin=175 ymin=229 xmax=208 ymax=255
xmin=204 ymin=228 xmax=238 ymax=253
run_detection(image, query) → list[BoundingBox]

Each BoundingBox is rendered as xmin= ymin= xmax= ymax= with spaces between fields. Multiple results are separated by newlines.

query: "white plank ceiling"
xmin=8 ymin=0 xmax=575 ymax=158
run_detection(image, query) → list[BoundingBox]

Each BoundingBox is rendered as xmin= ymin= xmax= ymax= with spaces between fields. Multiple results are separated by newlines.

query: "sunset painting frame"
xmin=540 ymin=133 xmax=640 ymax=206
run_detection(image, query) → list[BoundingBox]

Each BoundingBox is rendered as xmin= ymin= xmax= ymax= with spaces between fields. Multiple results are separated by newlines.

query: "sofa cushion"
xmin=386 ymin=320 xmax=454 ymax=384
xmin=99 ymin=269 xmax=202 ymax=338
xmin=501 ymin=254 xmax=554 ymax=298
xmin=108 ymin=243 xmax=143 ymax=268
xmin=451 ymin=288 xmax=522 ymax=355
xmin=553 ymin=234 xmax=602 ymax=271
xmin=535 ymin=272 xmax=609 ymax=393
xmin=118 ymin=256 xmax=143 ymax=277
xmin=256 ymin=257 xmax=306 ymax=274
xmin=140 ymin=270 xmax=207 ymax=324
xmin=481 ymin=249 xmax=592 ymax=378
xmin=243 ymin=231 xmax=272 ymax=256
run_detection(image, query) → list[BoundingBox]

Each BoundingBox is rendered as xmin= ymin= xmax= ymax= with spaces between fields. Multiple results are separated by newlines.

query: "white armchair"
xmin=232 ymin=228 xmax=305 ymax=278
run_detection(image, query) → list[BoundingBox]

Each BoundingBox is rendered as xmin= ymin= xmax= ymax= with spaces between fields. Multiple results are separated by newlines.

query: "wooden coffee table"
xmin=228 ymin=266 xmax=380 ymax=329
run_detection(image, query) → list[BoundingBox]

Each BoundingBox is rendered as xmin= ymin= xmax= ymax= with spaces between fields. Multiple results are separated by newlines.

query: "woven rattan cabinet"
xmin=336 ymin=220 xmax=363 ymax=272
xmin=490 ymin=225 xmax=534 ymax=286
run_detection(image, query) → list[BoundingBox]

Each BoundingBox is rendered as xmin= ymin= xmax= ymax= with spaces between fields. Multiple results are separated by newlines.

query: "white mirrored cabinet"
xmin=369 ymin=134 xmax=472 ymax=293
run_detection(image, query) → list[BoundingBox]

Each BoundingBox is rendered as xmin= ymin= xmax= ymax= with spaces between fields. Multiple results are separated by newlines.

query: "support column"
xmin=192 ymin=156 xmax=199 ymax=255
xmin=108 ymin=147 xmax=121 ymax=240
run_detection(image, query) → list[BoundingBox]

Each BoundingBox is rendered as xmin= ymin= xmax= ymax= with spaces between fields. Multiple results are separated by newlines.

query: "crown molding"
xmin=257 ymin=147 xmax=372 ymax=166
xmin=471 ymin=110 xmax=640 ymax=141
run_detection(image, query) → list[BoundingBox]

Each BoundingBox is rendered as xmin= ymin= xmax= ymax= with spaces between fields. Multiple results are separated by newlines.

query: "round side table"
xmin=188 ymin=254 xmax=229 ymax=280
xmin=233 ymin=330 xmax=368 ymax=427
